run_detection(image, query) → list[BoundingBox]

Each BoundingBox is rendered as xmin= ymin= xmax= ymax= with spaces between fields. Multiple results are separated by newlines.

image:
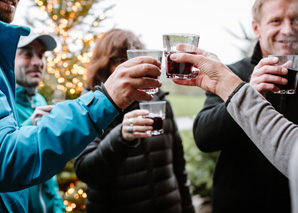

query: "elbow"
xmin=193 ymin=126 xmax=217 ymax=153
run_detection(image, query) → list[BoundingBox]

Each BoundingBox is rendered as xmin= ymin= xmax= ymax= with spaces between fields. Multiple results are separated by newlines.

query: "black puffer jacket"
xmin=74 ymin=88 xmax=194 ymax=213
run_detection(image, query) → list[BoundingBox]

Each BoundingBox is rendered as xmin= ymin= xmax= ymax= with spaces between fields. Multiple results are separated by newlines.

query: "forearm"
xmin=216 ymin=72 xmax=243 ymax=102
xmin=227 ymin=84 xmax=298 ymax=177
xmin=0 ymin=91 xmax=119 ymax=192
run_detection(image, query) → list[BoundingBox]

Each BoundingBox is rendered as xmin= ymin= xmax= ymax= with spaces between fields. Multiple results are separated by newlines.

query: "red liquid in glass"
xmin=165 ymin=52 xmax=195 ymax=77
xmin=278 ymin=68 xmax=298 ymax=91
xmin=145 ymin=115 xmax=164 ymax=131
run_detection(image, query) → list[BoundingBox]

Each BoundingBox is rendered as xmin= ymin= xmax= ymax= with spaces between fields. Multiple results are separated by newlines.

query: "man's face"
xmin=0 ymin=0 xmax=19 ymax=23
xmin=252 ymin=0 xmax=298 ymax=57
xmin=15 ymin=39 xmax=46 ymax=88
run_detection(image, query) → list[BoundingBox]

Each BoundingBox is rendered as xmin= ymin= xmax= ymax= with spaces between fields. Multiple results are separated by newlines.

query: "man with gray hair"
xmin=193 ymin=0 xmax=297 ymax=212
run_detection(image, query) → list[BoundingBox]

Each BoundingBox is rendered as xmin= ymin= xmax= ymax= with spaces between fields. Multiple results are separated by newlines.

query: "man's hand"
xmin=31 ymin=105 xmax=54 ymax=125
xmin=250 ymin=57 xmax=288 ymax=97
xmin=104 ymin=56 xmax=162 ymax=109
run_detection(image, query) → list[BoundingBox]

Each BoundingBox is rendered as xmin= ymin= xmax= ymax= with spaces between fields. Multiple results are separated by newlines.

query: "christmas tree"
xmin=27 ymin=0 xmax=115 ymax=101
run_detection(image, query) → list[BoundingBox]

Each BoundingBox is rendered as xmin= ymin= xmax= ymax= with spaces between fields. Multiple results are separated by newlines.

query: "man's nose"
xmin=280 ymin=19 xmax=295 ymax=35
xmin=32 ymin=55 xmax=44 ymax=68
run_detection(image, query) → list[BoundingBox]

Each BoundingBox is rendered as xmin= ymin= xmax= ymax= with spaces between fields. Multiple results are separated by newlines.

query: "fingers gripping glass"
xmin=127 ymin=49 xmax=163 ymax=94
xmin=163 ymin=33 xmax=200 ymax=79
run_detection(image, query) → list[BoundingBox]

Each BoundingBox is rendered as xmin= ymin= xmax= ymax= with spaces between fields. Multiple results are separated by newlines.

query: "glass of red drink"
xmin=163 ymin=33 xmax=200 ymax=79
xmin=127 ymin=49 xmax=163 ymax=94
xmin=139 ymin=101 xmax=166 ymax=135
xmin=269 ymin=55 xmax=298 ymax=94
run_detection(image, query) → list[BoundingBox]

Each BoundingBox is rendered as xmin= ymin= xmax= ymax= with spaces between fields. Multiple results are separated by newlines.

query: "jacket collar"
xmin=0 ymin=21 xmax=30 ymax=70
xmin=0 ymin=21 xmax=30 ymax=90
xmin=250 ymin=41 xmax=263 ymax=66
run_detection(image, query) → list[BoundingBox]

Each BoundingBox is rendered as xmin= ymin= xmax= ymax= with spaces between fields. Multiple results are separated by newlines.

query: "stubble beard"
xmin=0 ymin=11 xmax=14 ymax=23
xmin=0 ymin=2 xmax=16 ymax=23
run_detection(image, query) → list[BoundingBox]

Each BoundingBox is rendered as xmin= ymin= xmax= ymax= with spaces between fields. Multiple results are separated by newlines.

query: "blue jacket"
xmin=15 ymin=87 xmax=65 ymax=213
xmin=15 ymin=87 xmax=47 ymax=126
xmin=0 ymin=21 xmax=119 ymax=212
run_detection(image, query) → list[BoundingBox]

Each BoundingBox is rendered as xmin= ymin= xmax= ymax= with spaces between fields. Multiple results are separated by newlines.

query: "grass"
xmin=166 ymin=94 xmax=206 ymax=117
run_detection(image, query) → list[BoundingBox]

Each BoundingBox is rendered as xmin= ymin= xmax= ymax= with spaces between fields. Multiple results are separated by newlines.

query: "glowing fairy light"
xmin=58 ymin=78 xmax=65 ymax=83
xmin=67 ymin=188 xmax=75 ymax=194
xmin=70 ymin=89 xmax=75 ymax=94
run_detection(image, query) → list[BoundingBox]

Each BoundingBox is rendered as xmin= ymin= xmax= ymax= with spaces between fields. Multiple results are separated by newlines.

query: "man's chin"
xmin=276 ymin=44 xmax=297 ymax=55
xmin=27 ymin=80 xmax=41 ymax=88
xmin=273 ymin=49 xmax=296 ymax=55
xmin=0 ymin=13 xmax=14 ymax=23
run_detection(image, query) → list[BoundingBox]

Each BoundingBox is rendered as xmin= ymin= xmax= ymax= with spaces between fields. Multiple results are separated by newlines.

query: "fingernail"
xmin=272 ymin=57 xmax=279 ymax=63
xmin=171 ymin=54 xmax=177 ymax=60
xmin=282 ymin=67 xmax=288 ymax=73
xmin=282 ymin=78 xmax=288 ymax=84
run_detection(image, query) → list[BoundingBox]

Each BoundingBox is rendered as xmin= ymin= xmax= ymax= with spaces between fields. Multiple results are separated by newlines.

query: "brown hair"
xmin=86 ymin=29 xmax=145 ymax=90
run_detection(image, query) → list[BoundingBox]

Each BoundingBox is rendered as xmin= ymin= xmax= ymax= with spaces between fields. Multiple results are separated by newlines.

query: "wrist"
xmin=225 ymin=81 xmax=246 ymax=107
xmin=217 ymin=74 xmax=243 ymax=101
xmin=95 ymin=85 xmax=122 ymax=113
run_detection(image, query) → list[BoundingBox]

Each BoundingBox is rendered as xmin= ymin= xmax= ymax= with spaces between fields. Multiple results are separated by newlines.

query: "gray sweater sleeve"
xmin=226 ymin=83 xmax=298 ymax=178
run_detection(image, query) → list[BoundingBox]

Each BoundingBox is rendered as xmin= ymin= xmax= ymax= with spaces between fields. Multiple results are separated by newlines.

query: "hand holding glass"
xmin=269 ymin=55 xmax=298 ymax=94
xmin=139 ymin=101 xmax=166 ymax=135
xmin=127 ymin=49 xmax=163 ymax=94
xmin=163 ymin=33 xmax=200 ymax=79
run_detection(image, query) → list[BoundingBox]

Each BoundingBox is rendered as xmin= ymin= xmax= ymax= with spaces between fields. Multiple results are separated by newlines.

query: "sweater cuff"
xmin=94 ymin=85 xmax=122 ymax=113
xmin=225 ymin=81 xmax=246 ymax=107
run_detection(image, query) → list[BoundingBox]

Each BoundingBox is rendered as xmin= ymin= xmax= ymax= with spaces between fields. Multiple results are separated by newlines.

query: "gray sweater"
xmin=227 ymin=83 xmax=298 ymax=212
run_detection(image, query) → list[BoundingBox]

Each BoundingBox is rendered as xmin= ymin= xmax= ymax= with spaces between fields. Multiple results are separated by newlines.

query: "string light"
xmin=63 ymin=182 xmax=87 ymax=212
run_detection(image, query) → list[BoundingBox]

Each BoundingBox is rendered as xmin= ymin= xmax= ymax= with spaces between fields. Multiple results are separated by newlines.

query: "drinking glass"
xmin=163 ymin=33 xmax=200 ymax=79
xmin=127 ymin=49 xmax=163 ymax=94
xmin=269 ymin=55 xmax=298 ymax=94
xmin=139 ymin=101 xmax=166 ymax=135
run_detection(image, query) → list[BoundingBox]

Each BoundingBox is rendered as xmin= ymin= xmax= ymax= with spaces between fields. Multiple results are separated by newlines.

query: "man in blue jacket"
xmin=15 ymin=32 xmax=66 ymax=212
xmin=0 ymin=0 xmax=162 ymax=212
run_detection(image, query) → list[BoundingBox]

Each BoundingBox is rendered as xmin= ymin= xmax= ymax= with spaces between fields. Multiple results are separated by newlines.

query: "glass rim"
xmin=139 ymin=101 xmax=166 ymax=105
xmin=162 ymin=33 xmax=200 ymax=37
xmin=127 ymin=49 xmax=163 ymax=53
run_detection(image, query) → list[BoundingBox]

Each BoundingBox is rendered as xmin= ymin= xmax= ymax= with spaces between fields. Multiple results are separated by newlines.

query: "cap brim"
xmin=18 ymin=34 xmax=57 ymax=51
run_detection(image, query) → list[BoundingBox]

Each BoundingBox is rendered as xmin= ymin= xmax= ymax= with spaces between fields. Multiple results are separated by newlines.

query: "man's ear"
xmin=252 ymin=20 xmax=261 ymax=39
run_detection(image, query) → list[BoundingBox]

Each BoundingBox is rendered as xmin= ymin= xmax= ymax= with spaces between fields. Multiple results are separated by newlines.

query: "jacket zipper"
xmin=39 ymin=184 xmax=47 ymax=213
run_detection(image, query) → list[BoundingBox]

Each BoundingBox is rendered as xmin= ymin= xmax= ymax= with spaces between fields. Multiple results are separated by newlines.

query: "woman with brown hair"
xmin=74 ymin=29 xmax=195 ymax=213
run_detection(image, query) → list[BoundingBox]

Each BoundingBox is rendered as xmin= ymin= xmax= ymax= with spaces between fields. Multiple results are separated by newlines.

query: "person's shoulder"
xmin=227 ymin=57 xmax=255 ymax=80
xmin=227 ymin=57 xmax=252 ymax=70
xmin=34 ymin=93 xmax=48 ymax=106
xmin=35 ymin=93 xmax=47 ymax=101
